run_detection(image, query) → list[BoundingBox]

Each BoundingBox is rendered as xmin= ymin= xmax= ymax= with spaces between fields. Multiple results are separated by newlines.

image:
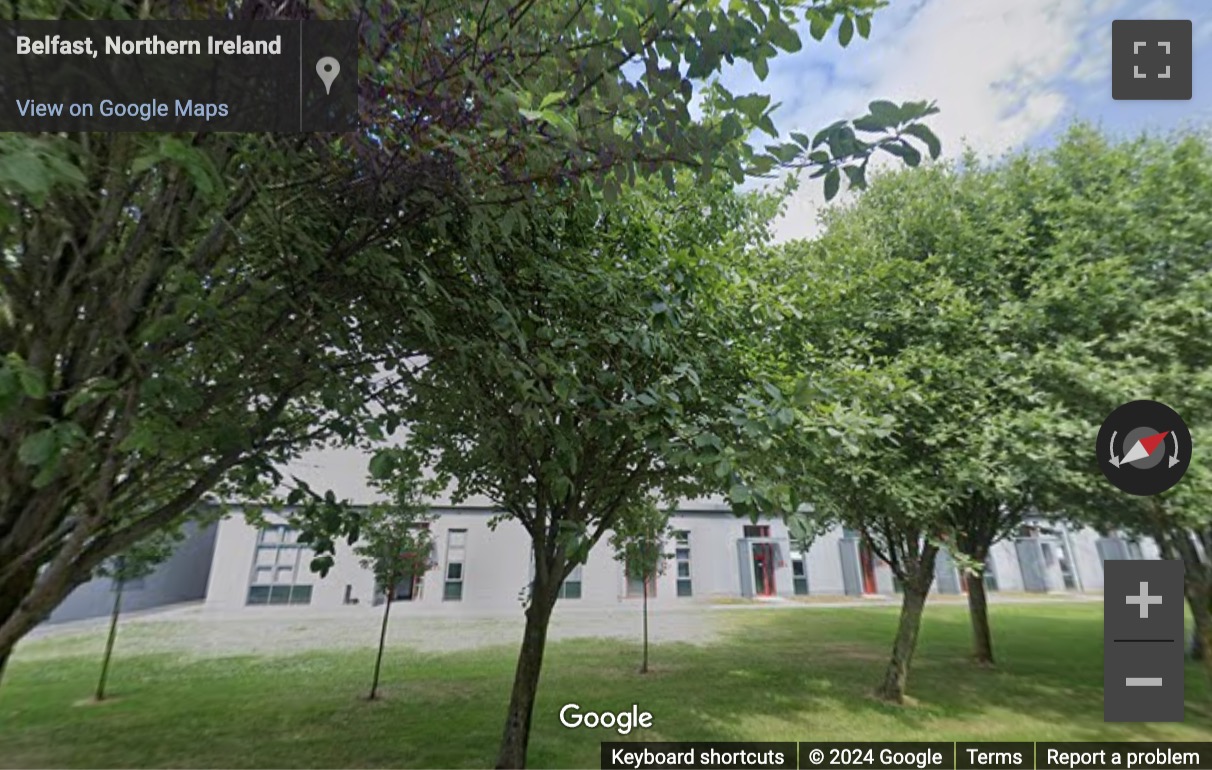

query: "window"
xmin=247 ymin=525 xmax=313 ymax=605
xmin=558 ymin=564 xmax=583 ymax=599
xmin=1126 ymin=539 xmax=1145 ymax=560
xmin=983 ymin=556 xmax=999 ymax=591
xmin=625 ymin=561 xmax=655 ymax=597
xmin=675 ymin=530 xmax=692 ymax=597
xmin=792 ymin=554 xmax=809 ymax=595
xmin=394 ymin=576 xmax=420 ymax=601
xmin=443 ymin=529 xmax=466 ymax=601
xmin=743 ymin=524 xmax=770 ymax=538
xmin=380 ymin=531 xmax=438 ymax=601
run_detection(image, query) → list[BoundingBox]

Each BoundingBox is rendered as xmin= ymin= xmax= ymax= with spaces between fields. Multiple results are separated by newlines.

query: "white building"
xmin=43 ymin=445 xmax=1160 ymax=624
xmin=199 ymin=506 xmax=1155 ymax=613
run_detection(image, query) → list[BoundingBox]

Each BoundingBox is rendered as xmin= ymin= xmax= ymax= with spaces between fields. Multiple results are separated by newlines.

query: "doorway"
xmin=859 ymin=541 xmax=878 ymax=594
xmin=752 ymin=543 xmax=776 ymax=596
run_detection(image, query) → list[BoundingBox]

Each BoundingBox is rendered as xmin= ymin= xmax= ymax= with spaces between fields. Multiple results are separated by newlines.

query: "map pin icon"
xmin=316 ymin=57 xmax=340 ymax=95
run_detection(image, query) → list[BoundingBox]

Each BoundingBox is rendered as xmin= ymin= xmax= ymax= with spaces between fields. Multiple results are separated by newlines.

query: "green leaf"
xmin=0 ymin=150 xmax=50 ymax=200
xmin=538 ymin=91 xmax=566 ymax=110
xmin=808 ymin=11 xmax=831 ymax=41
xmin=368 ymin=450 xmax=394 ymax=480
xmin=853 ymin=115 xmax=886 ymax=132
xmin=823 ymin=167 xmax=841 ymax=201
xmin=753 ymin=55 xmax=769 ymax=81
xmin=769 ymin=17 xmax=801 ymax=52
xmin=883 ymin=140 xmax=922 ymax=167
xmin=18 ymin=429 xmax=56 ymax=466
xmin=17 ymin=367 xmax=46 ymax=399
xmin=729 ymin=483 xmax=752 ymax=505
xmin=902 ymin=123 xmax=943 ymax=160
xmin=64 ymin=378 xmax=118 ymax=415
xmin=838 ymin=16 xmax=854 ymax=47
xmin=856 ymin=14 xmax=872 ymax=38
xmin=843 ymin=165 xmax=866 ymax=190
xmin=869 ymin=100 xmax=901 ymax=126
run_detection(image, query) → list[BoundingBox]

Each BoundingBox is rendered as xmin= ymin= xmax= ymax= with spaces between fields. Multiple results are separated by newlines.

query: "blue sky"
xmin=739 ymin=0 xmax=1212 ymax=240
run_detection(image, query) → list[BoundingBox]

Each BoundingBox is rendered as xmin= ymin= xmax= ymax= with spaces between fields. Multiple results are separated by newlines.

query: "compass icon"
xmin=1097 ymin=400 xmax=1191 ymax=496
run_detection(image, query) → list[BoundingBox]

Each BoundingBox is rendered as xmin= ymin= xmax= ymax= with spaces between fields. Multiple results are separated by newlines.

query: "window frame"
xmin=674 ymin=529 xmax=692 ymax=597
xmin=443 ymin=528 xmax=467 ymax=601
xmin=791 ymin=553 xmax=809 ymax=596
xmin=246 ymin=524 xmax=313 ymax=606
xmin=558 ymin=563 xmax=583 ymax=600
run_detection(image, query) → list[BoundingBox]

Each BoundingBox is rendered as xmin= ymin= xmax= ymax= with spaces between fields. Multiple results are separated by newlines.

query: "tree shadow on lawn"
xmin=601 ymin=604 xmax=1212 ymax=745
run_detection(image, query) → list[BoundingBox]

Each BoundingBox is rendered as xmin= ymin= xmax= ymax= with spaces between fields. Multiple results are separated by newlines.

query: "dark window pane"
xmin=268 ymin=585 xmax=292 ymax=604
xmin=793 ymin=577 xmax=809 ymax=596
xmin=562 ymin=581 xmax=581 ymax=599
xmin=395 ymin=578 xmax=416 ymax=601
xmin=247 ymin=585 xmax=271 ymax=604
xmin=676 ymin=580 xmax=692 ymax=597
xmin=677 ymin=562 xmax=690 ymax=578
xmin=447 ymin=562 xmax=463 ymax=580
xmin=792 ymin=560 xmax=806 ymax=577
xmin=675 ymin=547 xmax=690 ymax=560
xmin=289 ymin=585 xmax=313 ymax=605
xmin=444 ymin=581 xmax=463 ymax=601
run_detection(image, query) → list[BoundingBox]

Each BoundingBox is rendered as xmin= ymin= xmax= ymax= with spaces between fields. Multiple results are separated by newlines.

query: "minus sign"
xmin=1112 ymin=639 xmax=1174 ymax=642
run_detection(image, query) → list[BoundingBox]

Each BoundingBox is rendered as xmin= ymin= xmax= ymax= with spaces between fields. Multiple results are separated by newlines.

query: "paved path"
xmin=16 ymin=593 xmax=1100 ymax=662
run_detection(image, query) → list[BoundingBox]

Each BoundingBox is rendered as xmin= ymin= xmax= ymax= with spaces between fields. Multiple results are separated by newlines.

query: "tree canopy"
xmin=0 ymin=0 xmax=939 ymax=676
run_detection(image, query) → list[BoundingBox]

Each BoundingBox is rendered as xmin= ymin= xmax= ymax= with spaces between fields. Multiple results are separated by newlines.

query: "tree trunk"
xmin=95 ymin=580 xmax=124 ymax=701
xmin=640 ymin=577 xmax=649 ymax=674
xmin=496 ymin=589 xmax=557 ymax=769
xmin=1167 ymin=528 xmax=1212 ymax=684
xmin=1186 ymin=586 xmax=1212 ymax=684
xmin=369 ymin=591 xmax=393 ymax=700
xmin=0 ymin=564 xmax=40 ymax=688
xmin=876 ymin=583 xmax=929 ymax=703
xmin=965 ymin=571 xmax=994 ymax=665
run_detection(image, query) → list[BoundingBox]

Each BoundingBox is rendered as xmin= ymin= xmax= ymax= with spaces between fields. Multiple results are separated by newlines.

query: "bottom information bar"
xmin=599 ymin=742 xmax=1212 ymax=770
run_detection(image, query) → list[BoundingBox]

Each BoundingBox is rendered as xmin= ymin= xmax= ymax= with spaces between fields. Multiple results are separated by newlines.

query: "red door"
xmin=753 ymin=544 xmax=775 ymax=596
xmin=859 ymin=542 xmax=877 ymax=594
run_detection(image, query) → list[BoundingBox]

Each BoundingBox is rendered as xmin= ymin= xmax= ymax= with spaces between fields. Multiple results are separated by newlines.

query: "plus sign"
xmin=1126 ymin=581 xmax=1163 ymax=618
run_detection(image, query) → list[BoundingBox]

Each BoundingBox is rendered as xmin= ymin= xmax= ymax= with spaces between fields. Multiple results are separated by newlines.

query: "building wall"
xmin=204 ymin=508 xmax=805 ymax=612
xmin=203 ymin=507 xmax=1155 ymax=614
xmin=44 ymin=520 xmax=219 ymax=625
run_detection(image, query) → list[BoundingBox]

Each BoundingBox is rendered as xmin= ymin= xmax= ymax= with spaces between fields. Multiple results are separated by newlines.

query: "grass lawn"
xmin=0 ymin=603 xmax=1208 ymax=768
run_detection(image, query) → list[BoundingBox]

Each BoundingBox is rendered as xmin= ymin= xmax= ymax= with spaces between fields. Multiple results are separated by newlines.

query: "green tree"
xmin=364 ymin=176 xmax=779 ymax=767
xmin=780 ymin=127 xmax=1212 ymax=687
xmin=983 ymin=128 xmax=1212 ymax=683
xmin=351 ymin=448 xmax=441 ymax=701
xmin=0 ymin=0 xmax=938 ymax=681
xmin=609 ymin=498 xmax=672 ymax=674
xmin=356 ymin=521 xmax=434 ymax=700
xmin=758 ymin=158 xmax=1065 ymax=697
xmin=91 ymin=531 xmax=178 ymax=701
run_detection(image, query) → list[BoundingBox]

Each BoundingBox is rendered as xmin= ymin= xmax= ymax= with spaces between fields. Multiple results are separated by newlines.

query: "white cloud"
xmin=765 ymin=0 xmax=1128 ymax=242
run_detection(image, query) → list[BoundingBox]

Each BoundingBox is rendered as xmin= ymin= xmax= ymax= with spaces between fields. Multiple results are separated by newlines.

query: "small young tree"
xmin=91 ymin=531 xmax=178 ymax=701
xmin=355 ymin=450 xmax=439 ymax=701
xmin=609 ymin=499 xmax=672 ymax=674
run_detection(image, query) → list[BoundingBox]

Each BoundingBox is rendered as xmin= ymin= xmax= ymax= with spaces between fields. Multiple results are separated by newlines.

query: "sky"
xmin=731 ymin=0 xmax=1212 ymax=242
